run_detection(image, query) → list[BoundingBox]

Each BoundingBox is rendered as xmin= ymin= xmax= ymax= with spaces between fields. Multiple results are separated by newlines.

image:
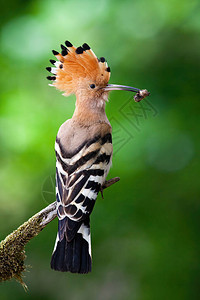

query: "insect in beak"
xmin=103 ymin=84 xmax=150 ymax=102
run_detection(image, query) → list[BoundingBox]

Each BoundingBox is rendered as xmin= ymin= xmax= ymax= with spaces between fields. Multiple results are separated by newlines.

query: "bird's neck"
xmin=72 ymin=94 xmax=109 ymax=126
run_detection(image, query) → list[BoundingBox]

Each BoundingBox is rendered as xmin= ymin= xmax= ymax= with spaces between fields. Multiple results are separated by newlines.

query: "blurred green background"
xmin=1 ymin=0 xmax=200 ymax=299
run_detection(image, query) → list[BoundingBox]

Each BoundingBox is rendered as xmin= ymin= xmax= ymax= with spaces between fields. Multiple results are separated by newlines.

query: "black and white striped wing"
xmin=55 ymin=134 xmax=112 ymax=242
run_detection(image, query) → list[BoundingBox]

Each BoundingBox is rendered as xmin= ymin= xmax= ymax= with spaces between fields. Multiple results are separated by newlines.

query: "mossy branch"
xmin=0 ymin=177 xmax=120 ymax=289
xmin=0 ymin=202 xmax=57 ymax=290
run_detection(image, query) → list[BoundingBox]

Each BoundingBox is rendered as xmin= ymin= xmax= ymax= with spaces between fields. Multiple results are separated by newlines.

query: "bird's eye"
xmin=90 ymin=84 xmax=96 ymax=89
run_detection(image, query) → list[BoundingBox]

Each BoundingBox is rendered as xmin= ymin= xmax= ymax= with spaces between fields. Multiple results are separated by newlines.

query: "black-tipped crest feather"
xmin=52 ymin=50 xmax=59 ymax=56
xmin=65 ymin=40 xmax=73 ymax=47
xmin=75 ymin=46 xmax=84 ymax=54
xmin=50 ymin=59 xmax=56 ymax=65
xmin=82 ymin=43 xmax=90 ymax=50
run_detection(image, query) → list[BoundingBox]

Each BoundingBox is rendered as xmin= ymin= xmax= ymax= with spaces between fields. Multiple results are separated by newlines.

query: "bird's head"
xmin=46 ymin=40 xmax=149 ymax=107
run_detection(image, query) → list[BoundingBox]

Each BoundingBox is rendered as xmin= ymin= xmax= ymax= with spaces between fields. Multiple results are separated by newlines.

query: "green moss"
xmin=0 ymin=213 xmax=44 ymax=289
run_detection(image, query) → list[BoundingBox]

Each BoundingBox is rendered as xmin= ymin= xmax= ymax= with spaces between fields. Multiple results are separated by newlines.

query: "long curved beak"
xmin=104 ymin=84 xmax=140 ymax=93
xmin=103 ymin=84 xmax=150 ymax=102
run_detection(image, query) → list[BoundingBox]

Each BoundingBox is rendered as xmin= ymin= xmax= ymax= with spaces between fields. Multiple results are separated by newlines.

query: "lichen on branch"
xmin=0 ymin=202 xmax=57 ymax=289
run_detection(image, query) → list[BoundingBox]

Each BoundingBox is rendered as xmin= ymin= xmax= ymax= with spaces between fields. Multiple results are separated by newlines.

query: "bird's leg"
xmin=100 ymin=189 xmax=104 ymax=199
xmin=100 ymin=177 xmax=120 ymax=199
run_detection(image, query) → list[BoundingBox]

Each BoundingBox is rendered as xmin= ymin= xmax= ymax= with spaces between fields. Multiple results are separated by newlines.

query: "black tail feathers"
xmin=51 ymin=232 xmax=92 ymax=274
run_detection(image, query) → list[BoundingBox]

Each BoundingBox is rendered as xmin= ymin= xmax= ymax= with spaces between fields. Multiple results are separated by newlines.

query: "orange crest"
xmin=46 ymin=41 xmax=111 ymax=96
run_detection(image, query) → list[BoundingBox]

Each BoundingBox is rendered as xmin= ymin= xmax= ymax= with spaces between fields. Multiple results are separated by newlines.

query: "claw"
xmin=100 ymin=187 xmax=104 ymax=199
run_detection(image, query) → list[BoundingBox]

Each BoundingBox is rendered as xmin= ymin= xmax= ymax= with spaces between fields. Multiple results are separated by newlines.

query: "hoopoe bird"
xmin=46 ymin=40 xmax=149 ymax=273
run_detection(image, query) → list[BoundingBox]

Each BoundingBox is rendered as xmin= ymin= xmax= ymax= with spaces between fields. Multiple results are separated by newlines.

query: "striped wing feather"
xmin=55 ymin=134 xmax=112 ymax=242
